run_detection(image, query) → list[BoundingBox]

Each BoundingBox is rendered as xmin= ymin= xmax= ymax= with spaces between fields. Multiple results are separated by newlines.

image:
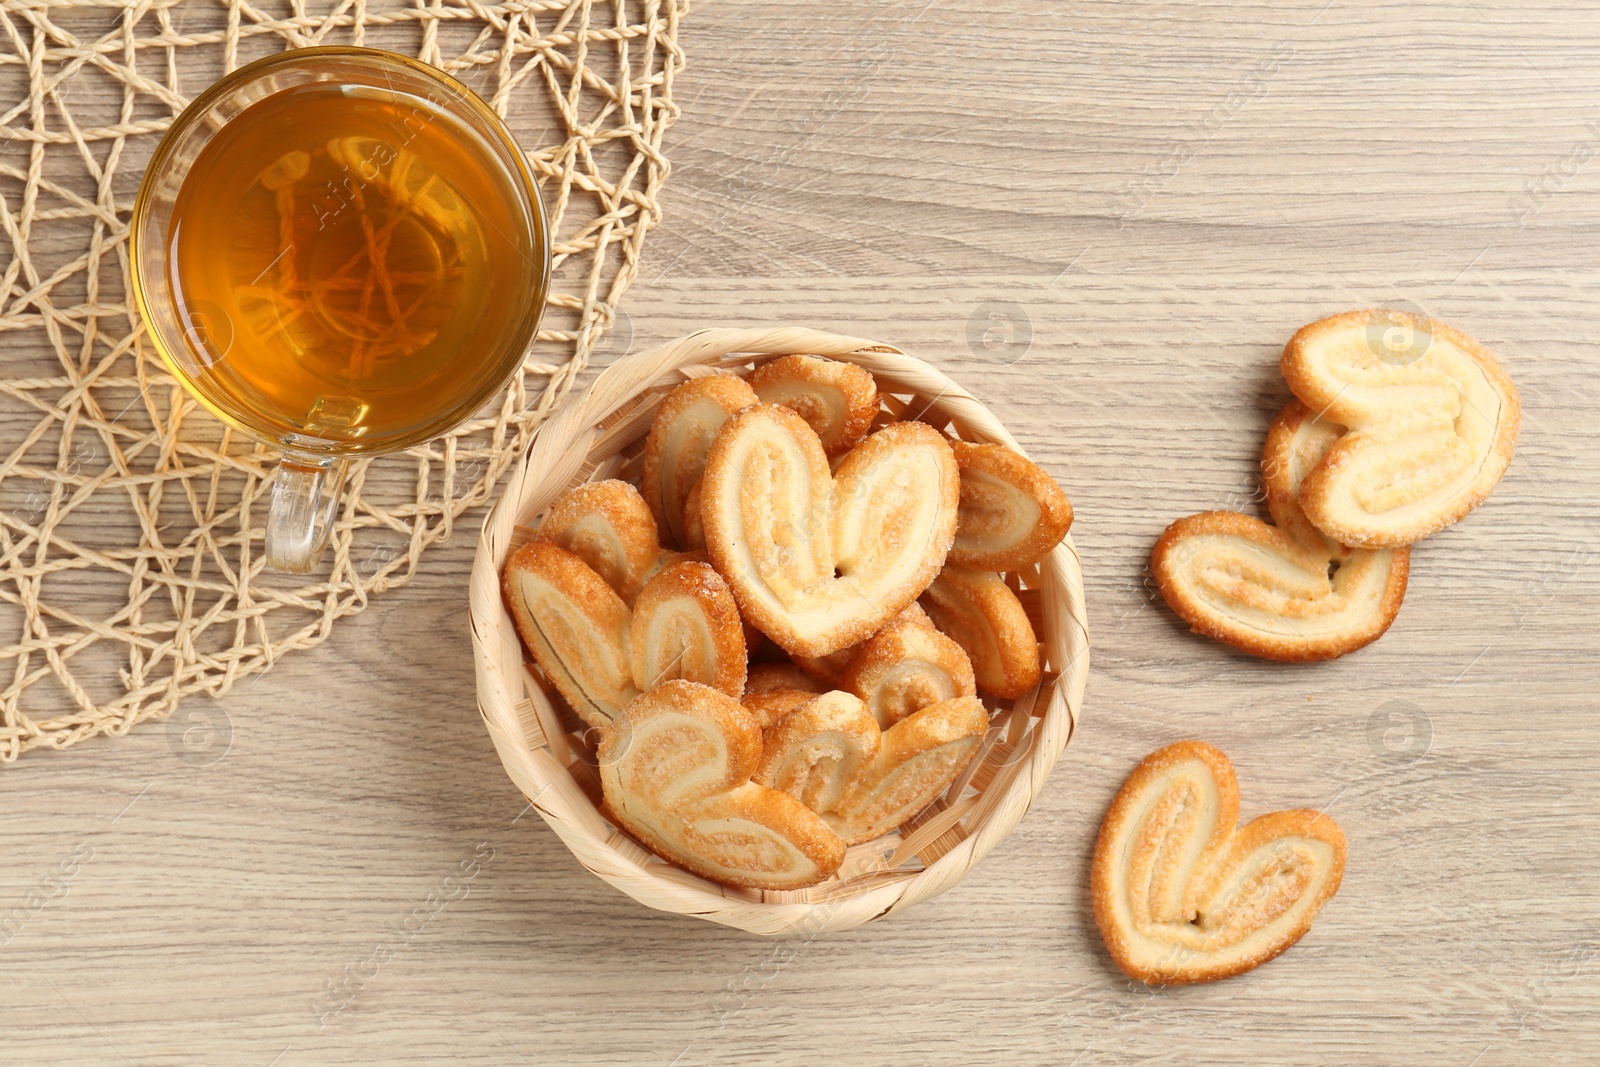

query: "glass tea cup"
xmin=130 ymin=47 xmax=549 ymax=573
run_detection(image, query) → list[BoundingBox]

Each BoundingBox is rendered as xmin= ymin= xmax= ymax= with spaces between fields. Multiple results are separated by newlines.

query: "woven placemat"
xmin=0 ymin=0 xmax=687 ymax=760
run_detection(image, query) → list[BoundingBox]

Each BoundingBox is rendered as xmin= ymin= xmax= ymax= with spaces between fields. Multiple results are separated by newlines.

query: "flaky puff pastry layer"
xmin=948 ymin=440 xmax=1073 ymax=571
xmin=1091 ymin=741 xmax=1346 ymax=985
xmin=640 ymin=374 xmax=757 ymax=550
xmin=919 ymin=564 xmax=1041 ymax=699
xmin=747 ymin=353 xmax=879 ymax=457
xmin=755 ymin=691 xmax=988 ymax=846
xmin=702 ymin=403 xmax=958 ymax=658
xmin=1151 ymin=401 xmax=1410 ymax=662
xmin=599 ymin=681 xmax=845 ymax=890
xmin=1281 ymin=309 xmax=1519 ymax=548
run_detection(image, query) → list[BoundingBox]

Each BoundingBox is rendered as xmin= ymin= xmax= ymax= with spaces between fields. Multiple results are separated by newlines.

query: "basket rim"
xmin=469 ymin=327 xmax=1090 ymax=935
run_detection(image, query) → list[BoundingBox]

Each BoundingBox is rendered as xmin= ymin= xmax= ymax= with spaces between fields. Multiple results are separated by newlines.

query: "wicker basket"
xmin=469 ymin=327 xmax=1090 ymax=935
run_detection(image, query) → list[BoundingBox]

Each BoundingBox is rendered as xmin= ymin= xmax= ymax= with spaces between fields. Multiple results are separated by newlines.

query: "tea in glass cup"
xmin=130 ymin=47 xmax=549 ymax=572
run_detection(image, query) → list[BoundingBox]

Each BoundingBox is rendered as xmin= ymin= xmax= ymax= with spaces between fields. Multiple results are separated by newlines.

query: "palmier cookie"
xmin=535 ymin=480 xmax=660 ymax=603
xmin=503 ymin=542 xmax=637 ymax=727
xmin=919 ymin=564 xmax=1041 ymax=699
xmin=948 ymin=440 xmax=1073 ymax=571
xmin=1091 ymin=741 xmax=1346 ymax=985
xmin=756 ymin=691 xmax=988 ymax=845
xmin=1281 ymin=309 xmax=1519 ymax=547
xmin=703 ymin=402 xmax=959 ymax=658
xmin=503 ymin=545 xmax=745 ymax=728
xmin=742 ymin=661 xmax=829 ymax=729
xmin=746 ymin=354 xmax=879 ymax=457
xmin=1150 ymin=401 xmax=1410 ymax=662
xmin=839 ymin=604 xmax=975 ymax=726
xmin=640 ymin=374 xmax=757 ymax=550
xmin=599 ymin=681 xmax=844 ymax=890
xmin=630 ymin=561 xmax=747 ymax=697
xmin=788 ymin=602 xmax=932 ymax=685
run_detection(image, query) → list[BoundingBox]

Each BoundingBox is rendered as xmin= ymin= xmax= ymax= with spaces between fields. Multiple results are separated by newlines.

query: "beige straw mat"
xmin=0 ymin=0 xmax=686 ymax=760
xmin=471 ymin=328 xmax=1090 ymax=932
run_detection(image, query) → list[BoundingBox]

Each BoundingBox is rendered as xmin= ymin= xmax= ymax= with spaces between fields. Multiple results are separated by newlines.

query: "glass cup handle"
xmin=265 ymin=456 xmax=349 ymax=573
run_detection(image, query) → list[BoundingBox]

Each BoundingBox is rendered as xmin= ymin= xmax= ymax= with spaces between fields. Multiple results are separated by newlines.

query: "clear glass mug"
xmin=129 ymin=47 xmax=549 ymax=572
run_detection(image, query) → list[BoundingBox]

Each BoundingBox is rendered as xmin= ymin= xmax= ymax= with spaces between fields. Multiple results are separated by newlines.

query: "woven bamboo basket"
xmin=469 ymin=327 xmax=1090 ymax=935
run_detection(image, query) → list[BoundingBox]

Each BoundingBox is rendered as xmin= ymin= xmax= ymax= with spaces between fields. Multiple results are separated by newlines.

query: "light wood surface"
xmin=6 ymin=1 xmax=1600 ymax=1063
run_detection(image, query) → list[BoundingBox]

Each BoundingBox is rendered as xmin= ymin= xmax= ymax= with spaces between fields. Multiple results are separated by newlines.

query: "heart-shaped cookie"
xmin=1151 ymin=400 xmax=1410 ymax=662
xmin=746 ymin=353 xmax=879 ymax=457
xmin=755 ymin=690 xmax=988 ymax=845
xmin=1281 ymin=309 xmax=1520 ymax=548
xmin=948 ymin=440 xmax=1074 ymax=571
xmin=503 ymin=544 xmax=745 ymax=727
xmin=640 ymin=374 xmax=758 ymax=550
xmin=599 ymin=681 xmax=845 ymax=890
xmin=1091 ymin=740 xmax=1346 ymax=985
xmin=702 ymin=403 xmax=959 ymax=658
xmin=919 ymin=564 xmax=1041 ymax=699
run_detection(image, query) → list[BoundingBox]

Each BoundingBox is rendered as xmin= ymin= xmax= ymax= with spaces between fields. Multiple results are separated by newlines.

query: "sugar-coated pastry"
xmin=680 ymin=478 xmax=706 ymax=551
xmin=599 ymin=681 xmax=845 ymax=890
xmin=741 ymin=688 xmax=818 ymax=731
xmin=1150 ymin=401 xmax=1410 ymax=662
xmin=744 ymin=661 xmax=827 ymax=696
xmin=1281 ymin=309 xmax=1519 ymax=547
xmin=640 ymin=374 xmax=757 ymax=550
xmin=839 ymin=603 xmax=975 ymax=726
xmin=503 ymin=549 xmax=748 ymax=727
xmin=702 ymin=403 xmax=959 ymax=658
xmin=535 ymin=479 xmax=661 ymax=603
xmin=947 ymin=440 xmax=1073 ymax=570
xmin=756 ymin=691 xmax=988 ymax=846
xmin=502 ymin=541 xmax=638 ymax=727
xmin=754 ymin=690 xmax=878 ymax=813
xmin=1091 ymin=741 xmax=1346 ymax=985
xmin=629 ymin=561 xmax=747 ymax=697
xmin=746 ymin=354 xmax=879 ymax=457
xmin=919 ymin=564 xmax=1041 ymax=699
xmin=824 ymin=695 xmax=988 ymax=845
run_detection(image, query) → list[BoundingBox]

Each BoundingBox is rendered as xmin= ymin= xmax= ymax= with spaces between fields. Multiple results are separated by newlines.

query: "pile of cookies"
xmin=1151 ymin=309 xmax=1521 ymax=661
xmin=502 ymin=354 xmax=1073 ymax=890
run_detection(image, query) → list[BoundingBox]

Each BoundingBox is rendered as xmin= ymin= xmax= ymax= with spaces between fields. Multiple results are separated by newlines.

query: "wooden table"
xmin=6 ymin=1 xmax=1598 ymax=1062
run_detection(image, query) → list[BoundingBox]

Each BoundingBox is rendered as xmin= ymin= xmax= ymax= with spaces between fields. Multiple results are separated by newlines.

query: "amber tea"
xmin=164 ymin=79 xmax=539 ymax=450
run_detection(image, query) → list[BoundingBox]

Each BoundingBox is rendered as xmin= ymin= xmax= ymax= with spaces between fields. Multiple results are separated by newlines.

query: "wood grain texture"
xmin=4 ymin=0 xmax=1600 ymax=1063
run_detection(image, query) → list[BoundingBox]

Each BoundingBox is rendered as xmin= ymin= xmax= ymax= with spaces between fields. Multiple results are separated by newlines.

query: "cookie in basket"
xmin=503 ymin=536 xmax=746 ymax=726
xmin=701 ymin=402 xmax=959 ymax=658
xmin=599 ymin=681 xmax=845 ymax=890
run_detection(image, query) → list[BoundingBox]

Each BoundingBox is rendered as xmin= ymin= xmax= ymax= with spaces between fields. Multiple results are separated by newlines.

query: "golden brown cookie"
xmin=746 ymin=353 xmax=879 ymax=457
xmin=502 ymin=541 xmax=637 ymax=727
xmin=702 ymin=403 xmax=959 ymax=658
xmin=741 ymin=688 xmax=818 ymax=731
xmin=503 ymin=547 xmax=746 ymax=727
xmin=919 ymin=564 xmax=1041 ymax=699
xmin=744 ymin=661 xmax=827 ymax=696
xmin=630 ymin=560 xmax=747 ymax=697
xmin=599 ymin=681 xmax=845 ymax=890
xmin=640 ymin=374 xmax=757 ymax=550
xmin=839 ymin=603 xmax=975 ymax=726
xmin=948 ymin=440 xmax=1073 ymax=571
xmin=1091 ymin=741 xmax=1346 ymax=985
xmin=1281 ymin=309 xmax=1519 ymax=547
xmin=1150 ymin=400 xmax=1410 ymax=662
xmin=535 ymin=479 xmax=661 ymax=603
xmin=755 ymin=691 xmax=988 ymax=846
